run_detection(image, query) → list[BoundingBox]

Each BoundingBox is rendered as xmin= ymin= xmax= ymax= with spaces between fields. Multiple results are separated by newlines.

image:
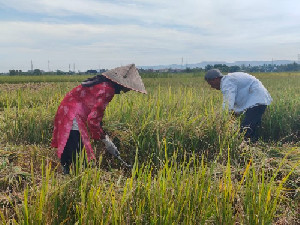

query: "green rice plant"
xmin=1 ymin=79 xmax=244 ymax=164
xmin=255 ymin=73 xmax=300 ymax=142
xmin=1 ymin=73 xmax=299 ymax=164
xmin=0 ymin=73 xmax=299 ymax=223
xmin=12 ymin=143 xmax=298 ymax=224
xmin=240 ymin=149 xmax=299 ymax=224
xmin=1 ymin=73 xmax=299 ymax=147
xmin=213 ymin=148 xmax=235 ymax=225
xmin=0 ymin=75 xmax=89 ymax=84
xmin=105 ymin=83 xmax=243 ymax=165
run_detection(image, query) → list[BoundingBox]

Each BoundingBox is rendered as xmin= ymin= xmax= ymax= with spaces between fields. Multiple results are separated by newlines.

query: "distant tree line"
xmin=140 ymin=62 xmax=300 ymax=75
xmin=8 ymin=69 xmax=79 ymax=76
xmin=8 ymin=69 xmax=43 ymax=76
xmin=174 ymin=62 xmax=300 ymax=73
xmin=203 ymin=62 xmax=300 ymax=73
xmin=7 ymin=69 xmax=107 ymax=76
xmin=5 ymin=62 xmax=300 ymax=76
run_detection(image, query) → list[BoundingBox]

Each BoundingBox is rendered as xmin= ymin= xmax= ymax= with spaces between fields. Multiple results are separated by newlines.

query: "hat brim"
xmin=102 ymin=64 xmax=147 ymax=94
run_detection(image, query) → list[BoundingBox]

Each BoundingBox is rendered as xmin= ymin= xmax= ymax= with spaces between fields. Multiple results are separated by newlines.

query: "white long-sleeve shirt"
xmin=220 ymin=72 xmax=272 ymax=113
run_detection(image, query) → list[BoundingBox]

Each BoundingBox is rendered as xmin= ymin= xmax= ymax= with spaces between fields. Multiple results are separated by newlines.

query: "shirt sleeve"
xmin=221 ymin=79 xmax=237 ymax=111
xmin=87 ymin=85 xmax=115 ymax=140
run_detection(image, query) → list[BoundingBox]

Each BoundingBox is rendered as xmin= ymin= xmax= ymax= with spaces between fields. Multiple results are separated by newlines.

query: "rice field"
xmin=0 ymin=72 xmax=299 ymax=224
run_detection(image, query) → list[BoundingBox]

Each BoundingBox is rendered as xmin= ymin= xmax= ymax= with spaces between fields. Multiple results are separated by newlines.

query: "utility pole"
xmin=31 ymin=60 xmax=33 ymax=72
xmin=181 ymin=57 xmax=183 ymax=70
xmin=48 ymin=60 xmax=50 ymax=72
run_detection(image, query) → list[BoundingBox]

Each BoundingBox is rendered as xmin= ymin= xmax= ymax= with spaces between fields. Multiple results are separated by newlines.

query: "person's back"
xmin=221 ymin=72 xmax=272 ymax=113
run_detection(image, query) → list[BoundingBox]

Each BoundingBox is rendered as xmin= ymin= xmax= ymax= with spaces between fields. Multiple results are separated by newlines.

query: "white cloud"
xmin=0 ymin=0 xmax=299 ymax=72
xmin=0 ymin=21 xmax=203 ymax=71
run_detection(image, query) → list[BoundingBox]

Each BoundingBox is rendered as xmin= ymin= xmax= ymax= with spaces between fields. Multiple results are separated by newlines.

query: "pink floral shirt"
xmin=51 ymin=82 xmax=115 ymax=160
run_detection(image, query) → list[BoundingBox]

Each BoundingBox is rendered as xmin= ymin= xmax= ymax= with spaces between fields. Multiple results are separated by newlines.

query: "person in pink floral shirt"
xmin=51 ymin=64 xmax=147 ymax=174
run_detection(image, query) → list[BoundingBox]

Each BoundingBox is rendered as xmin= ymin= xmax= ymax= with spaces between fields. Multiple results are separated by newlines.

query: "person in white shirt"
xmin=205 ymin=69 xmax=272 ymax=141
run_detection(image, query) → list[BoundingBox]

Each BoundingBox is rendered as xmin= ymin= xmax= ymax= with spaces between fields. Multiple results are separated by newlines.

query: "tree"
xmin=228 ymin=66 xmax=240 ymax=73
xmin=9 ymin=70 xmax=17 ymax=76
xmin=205 ymin=64 xmax=213 ymax=71
xmin=9 ymin=70 xmax=22 ymax=75
xmin=33 ymin=69 xmax=42 ymax=75
xmin=56 ymin=70 xmax=65 ymax=75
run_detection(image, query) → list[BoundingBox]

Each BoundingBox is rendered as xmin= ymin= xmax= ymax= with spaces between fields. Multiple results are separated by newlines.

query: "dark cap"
xmin=205 ymin=69 xmax=223 ymax=80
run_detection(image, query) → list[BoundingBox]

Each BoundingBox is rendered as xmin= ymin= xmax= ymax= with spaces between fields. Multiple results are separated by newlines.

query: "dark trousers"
xmin=240 ymin=105 xmax=267 ymax=141
xmin=60 ymin=130 xmax=84 ymax=173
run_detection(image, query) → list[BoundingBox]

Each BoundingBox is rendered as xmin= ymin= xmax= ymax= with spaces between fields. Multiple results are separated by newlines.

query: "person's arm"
xmin=87 ymin=84 xmax=121 ymax=157
xmin=221 ymin=80 xmax=237 ymax=112
xmin=87 ymin=86 xmax=114 ymax=140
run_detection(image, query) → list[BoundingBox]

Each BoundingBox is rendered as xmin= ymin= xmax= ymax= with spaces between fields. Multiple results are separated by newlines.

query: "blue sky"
xmin=0 ymin=0 xmax=299 ymax=72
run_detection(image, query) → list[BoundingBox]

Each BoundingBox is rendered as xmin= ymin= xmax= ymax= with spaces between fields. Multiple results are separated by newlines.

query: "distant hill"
xmin=139 ymin=60 xmax=296 ymax=70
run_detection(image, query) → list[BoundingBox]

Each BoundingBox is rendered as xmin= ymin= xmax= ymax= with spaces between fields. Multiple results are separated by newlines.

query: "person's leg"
xmin=60 ymin=130 xmax=83 ymax=174
xmin=240 ymin=105 xmax=267 ymax=142
xmin=71 ymin=131 xmax=85 ymax=170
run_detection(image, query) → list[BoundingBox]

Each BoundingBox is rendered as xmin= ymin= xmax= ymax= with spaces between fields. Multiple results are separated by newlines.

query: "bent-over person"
xmin=51 ymin=64 xmax=147 ymax=174
xmin=205 ymin=69 xmax=272 ymax=141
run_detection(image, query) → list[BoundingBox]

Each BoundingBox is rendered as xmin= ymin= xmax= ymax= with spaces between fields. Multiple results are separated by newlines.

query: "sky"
xmin=0 ymin=0 xmax=299 ymax=73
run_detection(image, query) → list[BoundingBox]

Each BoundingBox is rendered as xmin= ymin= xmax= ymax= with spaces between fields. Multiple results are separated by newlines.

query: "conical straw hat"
xmin=102 ymin=64 xmax=147 ymax=94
